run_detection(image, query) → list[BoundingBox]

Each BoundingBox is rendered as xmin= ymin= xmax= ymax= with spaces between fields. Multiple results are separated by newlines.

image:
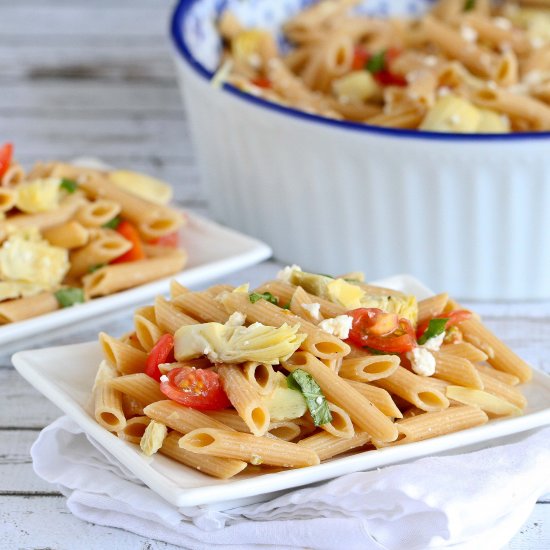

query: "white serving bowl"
xmin=171 ymin=0 xmax=550 ymax=300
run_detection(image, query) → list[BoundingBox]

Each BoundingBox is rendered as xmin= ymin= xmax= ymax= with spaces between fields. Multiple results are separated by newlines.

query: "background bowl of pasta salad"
xmin=171 ymin=0 xmax=550 ymax=300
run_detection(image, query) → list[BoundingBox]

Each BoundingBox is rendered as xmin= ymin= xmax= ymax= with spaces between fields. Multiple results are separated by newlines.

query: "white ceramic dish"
xmin=171 ymin=0 xmax=550 ymax=300
xmin=12 ymin=274 xmax=550 ymax=509
xmin=0 ymin=211 xmax=271 ymax=347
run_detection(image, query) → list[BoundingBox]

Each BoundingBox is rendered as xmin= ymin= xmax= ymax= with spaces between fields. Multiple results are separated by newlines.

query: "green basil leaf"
xmin=54 ymin=287 xmax=85 ymax=308
xmin=103 ymin=216 xmax=121 ymax=229
xmin=287 ymin=369 xmax=332 ymax=427
xmin=366 ymin=50 xmax=386 ymax=74
xmin=60 ymin=178 xmax=78 ymax=193
xmin=88 ymin=263 xmax=106 ymax=273
xmin=418 ymin=318 xmax=448 ymax=345
xmin=464 ymin=0 xmax=476 ymax=11
xmin=282 ymin=302 xmax=291 ymax=310
xmin=249 ymin=292 xmax=279 ymax=305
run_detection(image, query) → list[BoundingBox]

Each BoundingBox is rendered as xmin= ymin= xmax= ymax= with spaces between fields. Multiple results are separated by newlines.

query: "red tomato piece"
xmin=348 ymin=309 xmax=416 ymax=353
xmin=0 ymin=143 xmax=14 ymax=180
xmin=416 ymin=310 xmax=473 ymax=340
xmin=145 ymin=334 xmax=175 ymax=381
xmin=251 ymin=77 xmax=272 ymax=89
xmin=160 ymin=367 xmax=231 ymax=410
xmin=352 ymin=45 xmax=369 ymax=70
xmin=112 ymin=220 xmax=146 ymax=263
xmin=149 ymin=231 xmax=179 ymax=248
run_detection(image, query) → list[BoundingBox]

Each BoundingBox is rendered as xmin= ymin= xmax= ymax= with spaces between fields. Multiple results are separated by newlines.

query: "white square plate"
xmin=12 ymin=275 xmax=550 ymax=508
xmin=0 ymin=211 xmax=271 ymax=347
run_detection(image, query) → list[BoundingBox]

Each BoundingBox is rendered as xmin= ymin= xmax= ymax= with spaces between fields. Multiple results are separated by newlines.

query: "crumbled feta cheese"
xmin=493 ymin=17 xmax=512 ymax=31
xmin=423 ymin=331 xmax=445 ymax=352
xmin=438 ymin=86 xmax=451 ymax=97
xmin=250 ymin=454 xmax=263 ymax=465
xmin=248 ymin=53 xmax=262 ymax=69
xmin=450 ymin=113 xmax=461 ymax=125
xmin=226 ymin=311 xmax=246 ymax=327
xmin=424 ymin=55 xmax=438 ymax=67
xmin=301 ymin=302 xmax=321 ymax=321
xmin=159 ymin=375 xmax=169 ymax=383
xmin=318 ymin=315 xmax=353 ymax=340
xmin=277 ymin=264 xmax=302 ymax=283
xmin=460 ymin=25 xmax=478 ymax=43
xmin=407 ymin=347 xmax=436 ymax=377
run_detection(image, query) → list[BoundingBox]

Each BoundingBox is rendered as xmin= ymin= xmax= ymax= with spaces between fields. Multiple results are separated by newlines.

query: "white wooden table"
xmin=0 ymin=1 xmax=548 ymax=548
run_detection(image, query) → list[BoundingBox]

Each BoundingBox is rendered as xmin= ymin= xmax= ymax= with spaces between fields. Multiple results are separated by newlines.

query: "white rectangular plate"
xmin=12 ymin=275 xmax=550 ymax=508
xmin=0 ymin=211 xmax=271 ymax=347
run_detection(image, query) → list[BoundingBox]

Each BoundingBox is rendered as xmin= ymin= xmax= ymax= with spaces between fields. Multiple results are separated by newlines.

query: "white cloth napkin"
xmin=31 ymin=417 xmax=550 ymax=550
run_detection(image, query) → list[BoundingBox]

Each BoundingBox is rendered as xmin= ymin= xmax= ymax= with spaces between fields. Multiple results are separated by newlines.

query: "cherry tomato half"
xmin=416 ymin=310 xmax=472 ymax=341
xmin=0 ymin=143 xmax=14 ymax=180
xmin=149 ymin=231 xmax=179 ymax=248
xmin=112 ymin=220 xmax=146 ymax=263
xmin=145 ymin=334 xmax=175 ymax=381
xmin=160 ymin=367 xmax=231 ymax=410
xmin=348 ymin=308 xmax=416 ymax=353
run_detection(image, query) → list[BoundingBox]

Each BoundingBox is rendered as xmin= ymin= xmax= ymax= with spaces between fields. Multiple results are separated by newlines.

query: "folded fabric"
xmin=31 ymin=417 xmax=550 ymax=550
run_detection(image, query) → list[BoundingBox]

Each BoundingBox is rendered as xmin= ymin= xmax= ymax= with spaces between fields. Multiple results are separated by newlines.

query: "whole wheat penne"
xmin=290 ymin=285 xmax=325 ymax=323
xmin=432 ymin=351 xmax=484 ymax=389
xmin=133 ymin=313 xmax=163 ymax=352
xmin=242 ymin=362 xmax=277 ymax=395
xmin=218 ymin=364 xmax=270 ymax=436
xmin=109 ymin=373 xmax=165 ymax=405
xmin=440 ymin=342 xmax=488 ymax=362
xmin=69 ymin=231 xmax=132 ymax=278
xmin=169 ymin=280 xmax=189 ymax=299
xmin=475 ymin=370 xmax=527 ymax=409
xmin=283 ymin=351 xmax=398 ymax=442
xmin=373 ymin=366 xmax=449 ymax=412
xmin=99 ymin=332 xmax=147 ymax=374
xmin=475 ymin=364 xmax=520 ymax=386
xmin=459 ymin=317 xmax=532 ymax=382
xmin=161 ymin=432 xmax=247 ymax=479
xmin=0 ymin=187 xmax=16 ymax=212
xmin=417 ymin=293 xmax=449 ymax=324
xmin=173 ymin=291 xmax=230 ymax=323
xmin=321 ymin=402 xmax=355 ymax=439
xmin=339 ymin=354 xmax=400 ymax=382
xmin=121 ymin=394 xmax=145 ymax=418
xmin=83 ymin=251 xmax=187 ymax=298
xmin=154 ymin=296 xmax=199 ymax=334
xmin=42 ymin=220 xmax=89 ymax=249
xmin=144 ymin=400 xmax=234 ymax=433
xmin=297 ymin=431 xmax=371 ymax=461
xmin=389 ymin=405 xmax=489 ymax=444
xmin=94 ymin=361 xmax=126 ymax=432
xmin=267 ymin=421 xmax=302 ymax=441
xmin=117 ymin=416 xmax=151 ymax=444
xmin=75 ymin=199 xmax=121 ymax=228
xmin=0 ymin=292 xmax=59 ymax=324
xmin=179 ymin=428 xmax=320 ymax=468
xmin=345 ymin=380 xmax=403 ymax=418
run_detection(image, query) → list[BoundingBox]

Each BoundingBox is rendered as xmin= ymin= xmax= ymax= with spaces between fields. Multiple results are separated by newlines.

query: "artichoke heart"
xmin=174 ymin=321 xmax=306 ymax=365
xmin=360 ymin=294 xmax=418 ymax=326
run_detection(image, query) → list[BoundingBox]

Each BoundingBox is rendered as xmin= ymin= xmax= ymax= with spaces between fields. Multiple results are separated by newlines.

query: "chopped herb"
xmin=54 ymin=287 xmax=85 ymax=308
xmin=418 ymin=318 xmax=448 ymax=345
xmin=60 ymin=178 xmax=78 ymax=193
xmin=249 ymin=292 xmax=279 ymax=305
xmin=282 ymin=302 xmax=291 ymax=310
xmin=88 ymin=263 xmax=106 ymax=273
xmin=366 ymin=50 xmax=386 ymax=74
xmin=464 ymin=0 xmax=475 ymax=11
xmin=103 ymin=215 xmax=121 ymax=229
xmin=287 ymin=369 xmax=332 ymax=426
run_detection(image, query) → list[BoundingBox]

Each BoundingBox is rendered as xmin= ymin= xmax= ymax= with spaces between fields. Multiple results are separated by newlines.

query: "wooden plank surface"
xmin=0 ymin=0 xmax=549 ymax=548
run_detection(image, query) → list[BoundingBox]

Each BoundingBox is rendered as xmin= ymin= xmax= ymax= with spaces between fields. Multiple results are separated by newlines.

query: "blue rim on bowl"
xmin=171 ymin=0 xmax=550 ymax=142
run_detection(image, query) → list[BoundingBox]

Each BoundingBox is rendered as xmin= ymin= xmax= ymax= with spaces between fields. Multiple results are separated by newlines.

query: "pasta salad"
xmin=217 ymin=0 xmax=550 ymax=132
xmin=93 ymin=268 xmax=532 ymax=479
xmin=0 ymin=143 xmax=186 ymax=324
